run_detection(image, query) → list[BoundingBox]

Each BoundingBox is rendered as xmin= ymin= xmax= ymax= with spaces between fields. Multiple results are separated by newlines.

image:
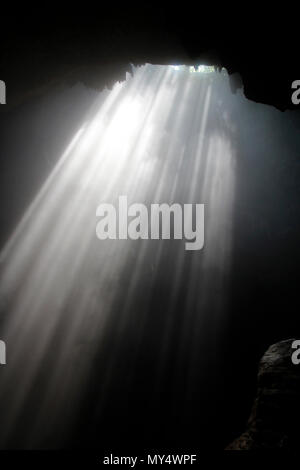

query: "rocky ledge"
xmin=226 ymin=339 xmax=300 ymax=451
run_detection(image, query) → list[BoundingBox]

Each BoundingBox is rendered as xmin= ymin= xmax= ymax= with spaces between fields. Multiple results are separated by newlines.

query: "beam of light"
xmin=0 ymin=64 xmax=236 ymax=448
xmin=172 ymin=65 xmax=215 ymax=74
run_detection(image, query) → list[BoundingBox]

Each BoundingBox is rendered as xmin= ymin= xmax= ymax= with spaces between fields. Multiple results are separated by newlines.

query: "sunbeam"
xmin=0 ymin=64 xmax=236 ymax=448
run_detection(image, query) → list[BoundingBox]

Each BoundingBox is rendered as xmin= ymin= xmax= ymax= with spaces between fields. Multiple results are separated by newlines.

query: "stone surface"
xmin=226 ymin=339 xmax=300 ymax=451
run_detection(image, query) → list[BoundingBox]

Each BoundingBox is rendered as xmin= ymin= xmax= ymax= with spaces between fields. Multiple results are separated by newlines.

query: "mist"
xmin=0 ymin=64 xmax=299 ymax=450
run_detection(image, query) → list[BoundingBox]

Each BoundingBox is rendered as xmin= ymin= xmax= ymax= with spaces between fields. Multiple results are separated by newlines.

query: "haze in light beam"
xmin=0 ymin=64 xmax=236 ymax=448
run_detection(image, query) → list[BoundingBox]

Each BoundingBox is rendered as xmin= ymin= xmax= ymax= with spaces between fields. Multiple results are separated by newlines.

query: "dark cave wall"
xmin=0 ymin=6 xmax=300 ymax=110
